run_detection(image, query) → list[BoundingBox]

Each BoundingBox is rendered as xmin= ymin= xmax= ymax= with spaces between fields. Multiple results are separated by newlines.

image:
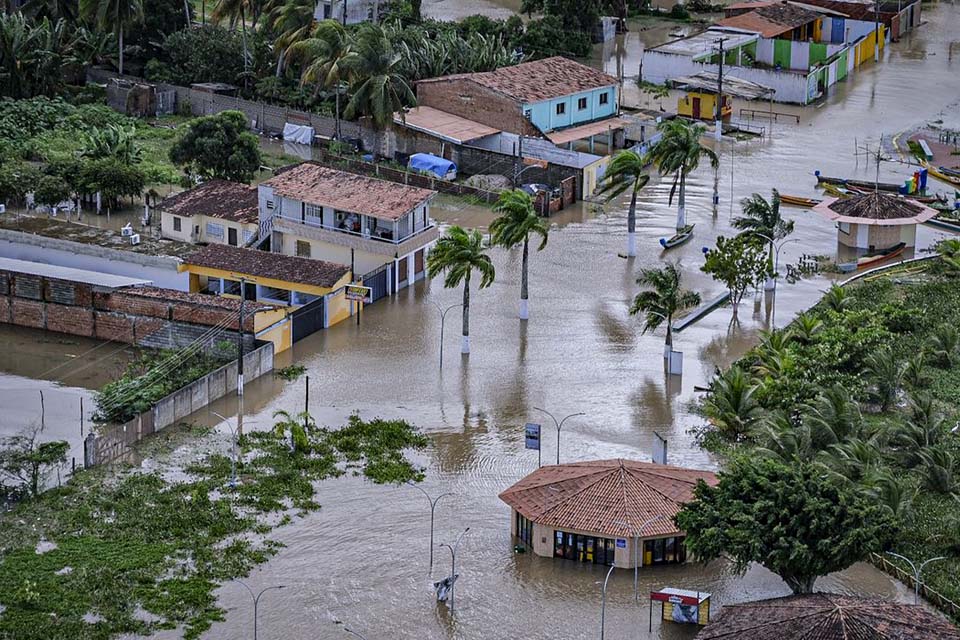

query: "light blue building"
xmin=523 ymin=84 xmax=619 ymax=133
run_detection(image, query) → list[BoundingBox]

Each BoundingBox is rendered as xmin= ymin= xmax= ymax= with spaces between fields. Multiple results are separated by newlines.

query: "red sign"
xmin=650 ymin=592 xmax=701 ymax=606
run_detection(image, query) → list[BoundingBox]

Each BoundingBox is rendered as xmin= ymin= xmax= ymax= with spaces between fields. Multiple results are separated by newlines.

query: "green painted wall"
xmin=809 ymin=43 xmax=827 ymax=67
xmin=837 ymin=51 xmax=848 ymax=80
xmin=773 ymin=40 xmax=792 ymax=69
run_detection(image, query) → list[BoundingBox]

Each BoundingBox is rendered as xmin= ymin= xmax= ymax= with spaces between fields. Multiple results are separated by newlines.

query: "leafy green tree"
xmin=545 ymin=0 xmax=598 ymax=33
xmin=33 ymin=174 xmax=72 ymax=207
xmin=344 ymin=23 xmax=416 ymax=155
xmin=597 ymin=149 xmax=649 ymax=257
xmin=126 ymin=0 xmax=192 ymax=61
xmin=169 ymin=111 xmax=262 ymax=183
xmin=801 ymin=384 xmax=863 ymax=450
xmin=676 ymin=456 xmax=896 ymax=594
xmin=491 ymin=189 xmax=549 ymax=320
xmin=211 ymin=0 xmax=257 ymax=77
xmin=288 ymin=20 xmax=357 ymax=139
xmin=937 ymin=238 xmax=960 ymax=275
xmin=701 ymin=233 xmax=768 ymax=317
xmin=925 ymin=323 xmax=959 ymax=368
xmin=145 ymin=25 xmax=246 ymax=86
xmin=648 ymin=118 xmax=718 ymax=230
xmin=77 ymin=157 xmax=146 ymax=209
xmin=732 ymin=190 xmax=794 ymax=288
xmin=79 ymin=124 xmax=142 ymax=166
xmin=822 ymin=283 xmax=853 ymax=312
xmin=517 ymin=16 xmax=591 ymax=58
xmin=426 ymin=226 xmax=495 ymax=355
xmin=0 ymin=428 xmax=69 ymax=499
xmin=629 ymin=262 xmax=700 ymax=357
xmin=520 ymin=0 xmax=543 ymax=17
xmin=0 ymin=15 xmax=77 ymax=98
xmin=80 ymin=0 xmax=144 ymax=75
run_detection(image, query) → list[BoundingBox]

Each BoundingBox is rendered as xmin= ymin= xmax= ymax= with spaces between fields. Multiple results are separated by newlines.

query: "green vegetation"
xmin=0 ymin=428 xmax=70 ymax=500
xmin=597 ymin=148 xmax=650 ymax=257
xmin=0 ymin=413 xmax=427 ymax=639
xmin=648 ymin=119 xmax=719 ymax=230
xmin=677 ymin=456 xmax=895 ymax=594
xmin=94 ymin=346 xmax=235 ymax=424
xmin=491 ymin=189 xmax=549 ymax=319
xmin=168 ymin=110 xmax=263 ymax=182
xmin=274 ymin=363 xmax=306 ymax=380
xmin=701 ymin=233 xmax=769 ymax=317
xmin=695 ymin=254 xmax=960 ymax=612
xmin=629 ymin=262 xmax=700 ymax=354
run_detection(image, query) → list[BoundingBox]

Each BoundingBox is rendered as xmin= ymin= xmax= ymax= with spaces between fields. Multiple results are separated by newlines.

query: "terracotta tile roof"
xmin=695 ymin=594 xmax=960 ymax=640
xmin=717 ymin=2 xmax=821 ymax=38
xmin=160 ymin=180 xmax=259 ymax=224
xmin=417 ymin=57 xmax=619 ymax=104
xmin=122 ymin=285 xmax=272 ymax=311
xmin=261 ymin=163 xmax=435 ymax=221
xmin=183 ymin=244 xmax=350 ymax=289
xmin=498 ymin=459 xmax=717 ymax=539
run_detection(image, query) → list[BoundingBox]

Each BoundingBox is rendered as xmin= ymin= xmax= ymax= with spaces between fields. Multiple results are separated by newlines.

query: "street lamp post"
xmin=633 ymin=514 xmax=667 ymax=603
xmin=754 ymin=234 xmax=801 ymax=291
xmin=432 ymin=301 xmax=463 ymax=370
xmin=210 ymin=410 xmax=239 ymax=488
xmin=885 ymin=551 xmax=946 ymax=605
xmin=439 ymin=527 xmax=470 ymax=615
xmin=533 ymin=407 xmax=586 ymax=465
xmin=599 ymin=564 xmax=615 ymax=640
xmin=408 ymin=482 xmax=452 ymax=574
xmin=236 ymin=581 xmax=285 ymax=640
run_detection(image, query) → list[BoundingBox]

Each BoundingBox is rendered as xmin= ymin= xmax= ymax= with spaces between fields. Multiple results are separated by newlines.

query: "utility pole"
xmin=714 ymin=37 xmax=728 ymax=142
xmin=238 ymin=277 xmax=246 ymax=397
xmin=874 ymin=0 xmax=881 ymax=62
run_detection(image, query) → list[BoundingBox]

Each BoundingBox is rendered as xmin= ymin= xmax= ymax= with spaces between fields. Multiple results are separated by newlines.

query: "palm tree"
xmin=426 ymin=226 xmax=495 ymax=355
xmin=272 ymin=409 xmax=315 ymax=453
xmin=268 ymin=0 xmax=316 ymax=77
xmin=792 ymin=311 xmax=823 ymax=344
xmin=212 ymin=0 xmax=256 ymax=82
xmin=822 ymin=283 xmax=853 ymax=313
xmin=80 ymin=0 xmax=144 ymax=75
xmin=288 ymin=20 xmax=356 ymax=139
xmin=703 ymin=365 xmax=762 ymax=441
xmin=647 ymin=119 xmax=718 ymax=230
xmin=801 ymin=384 xmax=862 ymax=450
xmin=491 ymin=189 xmax=549 ymax=320
xmin=937 ymin=237 xmax=960 ymax=274
xmin=732 ymin=190 xmax=794 ymax=289
xmin=925 ymin=324 xmax=959 ymax=368
xmin=863 ymin=346 xmax=904 ymax=412
xmin=344 ymin=23 xmax=416 ymax=157
xmin=597 ymin=149 xmax=650 ymax=257
xmin=629 ymin=262 xmax=700 ymax=358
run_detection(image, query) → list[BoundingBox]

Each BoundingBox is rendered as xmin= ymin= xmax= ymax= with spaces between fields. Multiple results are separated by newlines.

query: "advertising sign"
xmin=344 ymin=284 xmax=372 ymax=303
xmin=524 ymin=423 xmax=541 ymax=450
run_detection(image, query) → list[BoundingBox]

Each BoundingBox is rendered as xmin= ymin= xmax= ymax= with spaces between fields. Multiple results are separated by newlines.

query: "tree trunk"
xmin=118 ymin=29 xmax=124 ymax=75
xmin=664 ymin=316 xmax=672 ymax=358
xmin=519 ymin=235 xmax=529 ymax=319
xmin=785 ymin=574 xmax=816 ymax=594
xmin=240 ymin=6 xmax=249 ymax=89
xmin=335 ymin=87 xmax=341 ymax=140
xmin=764 ymin=241 xmax=776 ymax=290
xmin=626 ymin=184 xmax=638 ymax=257
xmin=461 ymin=272 xmax=471 ymax=354
xmin=676 ymin=169 xmax=686 ymax=230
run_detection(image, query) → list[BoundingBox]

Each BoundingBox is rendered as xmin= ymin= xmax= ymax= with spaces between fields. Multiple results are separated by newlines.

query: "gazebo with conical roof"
xmin=812 ymin=191 xmax=938 ymax=250
xmin=498 ymin=459 xmax=716 ymax=568
xmin=694 ymin=593 xmax=960 ymax=640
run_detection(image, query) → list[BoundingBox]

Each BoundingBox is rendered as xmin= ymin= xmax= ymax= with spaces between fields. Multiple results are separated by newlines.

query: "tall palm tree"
xmin=212 ymin=0 xmax=255 ymax=82
xmin=732 ymin=190 xmax=794 ymax=289
xmin=703 ymin=365 xmax=762 ymax=442
xmin=288 ymin=19 xmax=355 ymax=139
xmin=597 ymin=149 xmax=650 ymax=257
xmin=629 ymin=262 xmax=700 ymax=358
xmin=268 ymin=0 xmax=316 ymax=77
xmin=344 ymin=23 xmax=415 ymax=157
xmin=491 ymin=189 xmax=549 ymax=320
xmin=426 ymin=226 xmax=495 ymax=355
xmin=647 ymin=119 xmax=718 ymax=230
xmin=80 ymin=0 xmax=143 ymax=75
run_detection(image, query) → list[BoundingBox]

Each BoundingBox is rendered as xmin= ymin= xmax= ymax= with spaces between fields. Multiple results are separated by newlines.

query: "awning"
xmin=394 ymin=106 xmax=500 ymax=145
xmin=545 ymin=116 xmax=632 ymax=146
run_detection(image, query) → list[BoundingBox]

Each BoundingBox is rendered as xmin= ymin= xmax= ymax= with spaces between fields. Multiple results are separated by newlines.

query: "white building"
xmin=314 ymin=0 xmax=382 ymax=24
xmin=258 ymin=163 xmax=438 ymax=302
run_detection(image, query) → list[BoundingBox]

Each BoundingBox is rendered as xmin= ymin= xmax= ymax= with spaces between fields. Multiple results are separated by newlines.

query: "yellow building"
xmin=178 ymin=244 xmax=353 ymax=352
xmin=677 ymin=91 xmax=732 ymax=121
xmin=160 ymin=180 xmax=259 ymax=247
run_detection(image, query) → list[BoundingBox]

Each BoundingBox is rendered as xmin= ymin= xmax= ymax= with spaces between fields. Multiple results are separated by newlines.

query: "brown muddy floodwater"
xmin=166 ymin=4 xmax=960 ymax=639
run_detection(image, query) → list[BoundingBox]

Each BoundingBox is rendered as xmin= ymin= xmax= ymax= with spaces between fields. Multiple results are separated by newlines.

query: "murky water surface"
xmin=2 ymin=4 xmax=958 ymax=637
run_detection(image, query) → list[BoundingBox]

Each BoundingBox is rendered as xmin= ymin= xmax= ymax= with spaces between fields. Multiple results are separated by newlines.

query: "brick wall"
xmin=416 ymin=78 xmax=540 ymax=137
xmin=0 ymin=269 xmax=257 ymax=350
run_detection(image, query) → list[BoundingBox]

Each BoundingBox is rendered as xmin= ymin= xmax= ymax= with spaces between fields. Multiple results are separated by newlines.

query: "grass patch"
xmin=0 ymin=414 xmax=427 ymax=639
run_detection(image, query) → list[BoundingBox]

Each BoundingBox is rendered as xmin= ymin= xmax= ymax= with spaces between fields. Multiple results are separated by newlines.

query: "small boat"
xmin=815 ymin=173 xmax=903 ymax=192
xmin=857 ymin=242 xmax=906 ymax=269
xmin=928 ymin=165 xmax=960 ymax=188
xmin=780 ymin=194 xmax=821 ymax=207
xmin=660 ymin=224 xmax=695 ymax=249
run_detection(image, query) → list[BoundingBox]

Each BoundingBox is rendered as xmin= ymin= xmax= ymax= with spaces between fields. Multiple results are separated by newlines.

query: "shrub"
xmin=670 ymin=3 xmax=691 ymax=19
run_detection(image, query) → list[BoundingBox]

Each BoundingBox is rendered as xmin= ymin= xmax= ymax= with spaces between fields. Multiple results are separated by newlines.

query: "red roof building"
xmin=499 ymin=459 xmax=716 ymax=569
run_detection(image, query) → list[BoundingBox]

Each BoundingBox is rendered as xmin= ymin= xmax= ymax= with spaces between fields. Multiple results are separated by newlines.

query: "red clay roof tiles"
xmin=160 ymin=179 xmax=259 ymax=224
xmin=498 ymin=459 xmax=716 ymax=538
xmin=183 ymin=244 xmax=349 ymax=289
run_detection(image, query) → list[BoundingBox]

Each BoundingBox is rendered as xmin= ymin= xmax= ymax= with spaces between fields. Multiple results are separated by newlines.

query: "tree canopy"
xmin=675 ymin=456 xmax=896 ymax=594
xmin=169 ymin=110 xmax=262 ymax=183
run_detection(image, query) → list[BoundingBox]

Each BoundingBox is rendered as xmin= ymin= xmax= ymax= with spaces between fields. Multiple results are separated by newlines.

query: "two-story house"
xmin=258 ymin=163 xmax=438 ymax=302
xmin=159 ymin=180 xmax=259 ymax=247
xmin=414 ymin=57 xmax=622 ymax=143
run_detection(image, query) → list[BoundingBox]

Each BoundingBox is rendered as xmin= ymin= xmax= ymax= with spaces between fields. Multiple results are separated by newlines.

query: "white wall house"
xmin=314 ymin=0 xmax=382 ymax=24
xmin=257 ymin=163 xmax=438 ymax=301
xmin=159 ymin=179 xmax=259 ymax=248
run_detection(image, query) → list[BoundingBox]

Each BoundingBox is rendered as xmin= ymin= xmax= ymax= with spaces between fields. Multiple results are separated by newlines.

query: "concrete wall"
xmin=88 ymin=341 xmax=274 ymax=466
xmin=0 ymin=229 xmax=187 ymax=291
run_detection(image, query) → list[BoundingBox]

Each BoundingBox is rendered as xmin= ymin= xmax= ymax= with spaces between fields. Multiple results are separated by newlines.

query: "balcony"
xmin=273 ymin=213 xmax=439 ymax=257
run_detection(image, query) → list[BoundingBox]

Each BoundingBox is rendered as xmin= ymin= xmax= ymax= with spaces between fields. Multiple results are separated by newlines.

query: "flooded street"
xmin=181 ymin=3 xmax=958 ymax=639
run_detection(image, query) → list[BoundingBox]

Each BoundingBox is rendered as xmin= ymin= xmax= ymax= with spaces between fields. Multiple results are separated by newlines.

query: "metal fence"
xmin=869 ymin=553 xmax=960 ymax=621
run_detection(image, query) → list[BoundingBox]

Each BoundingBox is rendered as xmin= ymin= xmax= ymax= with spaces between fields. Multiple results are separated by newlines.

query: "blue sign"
xmin=524 ymin=423 xmax=541 ymax=450
xmin=616 ymin=539 xmax=626 ymax=548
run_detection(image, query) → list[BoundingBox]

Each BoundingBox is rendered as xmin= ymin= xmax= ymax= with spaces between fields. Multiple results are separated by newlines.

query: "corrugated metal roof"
xmin=717 ymin=2 xmax=821 ymax=38
xmin=0 ymin=257 xmax=151 ymax=288
xmin=545 ymin=116 xmax=633 ymax=145
xmin=395 ymin=106 xmax=500 ymax=144
xmin=498 ymin=459 xmax=716 ymax=539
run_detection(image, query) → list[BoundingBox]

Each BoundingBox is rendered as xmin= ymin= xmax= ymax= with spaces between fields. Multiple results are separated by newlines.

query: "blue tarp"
xmin=408 ymin=153 xmax=456 ymax=179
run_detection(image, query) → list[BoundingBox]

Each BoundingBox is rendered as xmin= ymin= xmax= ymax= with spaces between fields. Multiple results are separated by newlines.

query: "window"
xmin=304 ymin=204 xmax=322 ymax=220
xmin=321 ymin=1 xmax=331 ymax=19
xmin=206 ymin=222 xmax=224 ymax=239
xmin=242 ymin=229 xmax=254 ymax=244
xmin=556 ymin=102 xmax=566 ymax=115
xmin=577 ymin=97 xmax=588 ymax=110
xmin=265 ymin=199 xmax=275 ymax=210
xmin=600 ymin=92 xmax=610 ymax=106
xmin=553 ymin=530 xmax=615 ymax=565
xmin=516 ymin=512 xmax=533 ymax=547
xmin=839 ymin=221 xmax=851 ymax=234
xmin=172 ymin=216 xmax=182 ymax=232
xmin=296 ymin=240 xmax=311 ymax=257
xmin=228 ymin=227 xmax=238 ymax=246
xmin=643 ymin=536 xmax=687 ymax=565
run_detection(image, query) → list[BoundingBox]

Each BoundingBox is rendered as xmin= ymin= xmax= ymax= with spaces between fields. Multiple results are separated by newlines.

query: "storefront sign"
xmin=524 ymin=423 xmax=541 ymax=450
xmin=616 ymin=539 xmax=626 ymax=548
xmin=344 ymin=285 xmax=372 ymax=303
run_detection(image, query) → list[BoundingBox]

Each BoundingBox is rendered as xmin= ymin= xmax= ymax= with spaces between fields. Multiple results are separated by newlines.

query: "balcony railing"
xmin=274 ymin=212 xmax=434 ymax=245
